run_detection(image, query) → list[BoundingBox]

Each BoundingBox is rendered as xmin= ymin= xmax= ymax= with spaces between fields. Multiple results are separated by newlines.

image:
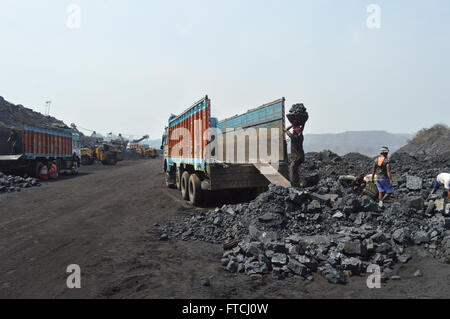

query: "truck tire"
xmin=188 ymin=174 xmax=202 ymax=206
xmin=165 ymin=172 xmax=175 ymax=188
xmin=34 ymin=161 xmax=44 ymax=178
xmin=181 ymin=171 xmax=190 ymax=200
xmin=176 ymin=167 xmax=181 ymax=190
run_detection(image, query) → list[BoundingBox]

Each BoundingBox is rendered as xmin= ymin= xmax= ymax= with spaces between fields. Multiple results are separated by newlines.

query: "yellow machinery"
xmin=134 ymin=145 xmax=157 ymax=158
xmin=81 ymin=148 xmax=95 ymax=165
xmin=147 ymin=147 xmax=157 ymax=158
xmin=81 ymin=144 xmax=121 ymax=165
xmin=96 ymin=144 xmax=120 ymax=165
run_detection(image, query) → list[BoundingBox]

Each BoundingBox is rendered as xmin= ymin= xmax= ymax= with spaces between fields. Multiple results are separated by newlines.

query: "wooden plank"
xmin=252 ymin=163 xmax=291 ymax=188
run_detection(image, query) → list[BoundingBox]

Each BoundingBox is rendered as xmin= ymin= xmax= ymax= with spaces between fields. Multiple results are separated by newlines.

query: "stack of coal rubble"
xmin=286 ymin=103 xmax=309 ymax=127
xmin=160 ymin=151 xmax=450 ymax=284
xmin=0 ymin=171 xmax=41 ymax=194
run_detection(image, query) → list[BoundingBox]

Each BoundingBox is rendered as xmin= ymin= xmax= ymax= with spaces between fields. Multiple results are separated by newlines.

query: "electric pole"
xmin=45 ymin=100 xmax=51 ymax=116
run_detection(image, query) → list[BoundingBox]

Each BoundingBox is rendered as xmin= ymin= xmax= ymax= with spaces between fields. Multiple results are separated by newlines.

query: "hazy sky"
xmin=1 ymin=0 xmax=449 ymax=139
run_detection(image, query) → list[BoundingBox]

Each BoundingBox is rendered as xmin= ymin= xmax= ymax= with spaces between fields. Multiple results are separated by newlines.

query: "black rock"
xmin=245 ymin=261 xmax=269 ymax=275
xmin=200 ymin=277 xmax=211 ymax=287
xmin=320 ymin=266 xmax=347 ymax=284
xmin=302 ymin=173 xmax=320 ymax=188
xmin=407 ymin=196 xmax=424 ymax=210
xmin=414 ymin=231 xmax=430 ymax=244
xmin=287 ymin=258 xmax=309 ymax=277
xmin=392 ymin=228 xmax=411 ymax=245
xmin=226 ymin=260 xmax=239 ymax=273
xmin=406 ymin=175 xmax=423 ymax=191
xmin=343 ymin=241 xmax=367 ymax=257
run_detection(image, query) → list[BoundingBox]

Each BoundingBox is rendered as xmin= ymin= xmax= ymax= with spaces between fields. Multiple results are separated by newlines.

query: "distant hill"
xmin=0 ymin=96 xmax=67 ymax=129
xmin=395 ymin=124 xmax=450 ymax=161
xmin=302 ymin=131 xmax=413 ymax=156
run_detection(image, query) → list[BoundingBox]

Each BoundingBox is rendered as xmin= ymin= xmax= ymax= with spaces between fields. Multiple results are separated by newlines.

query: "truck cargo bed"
xmin=202 ymin=162 xmax=289 ymax=191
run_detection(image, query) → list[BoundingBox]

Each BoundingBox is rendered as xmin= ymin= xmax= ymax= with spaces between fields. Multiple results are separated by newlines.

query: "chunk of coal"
xmin=271 ymin=253 xmax=288 ymax=265
xmin=301 ymin=173 xmax=320 ymax=188
xmin=245 ymin=261 xmax=269 ymax=275
xmin=287 ymin=103 xmax=309 ymax=126
xmin=287 ymin=258 xmax=309 ymax=277
xmin=406 ymin=175 xmax=423 ymax=190
xmin=413 ymin=231 xmax=430 ymax=244
xmin=392 ymin=228 xmax=411 ymax=245
xmin=343 ymin=241 xmax=367 ymax=257
xmin=407 ymin=196 xmax=424 ymax=210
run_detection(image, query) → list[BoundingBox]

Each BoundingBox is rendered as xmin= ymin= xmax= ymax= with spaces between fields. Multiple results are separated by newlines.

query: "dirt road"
xmin=0 ymin=159 xmax=449 ymax=298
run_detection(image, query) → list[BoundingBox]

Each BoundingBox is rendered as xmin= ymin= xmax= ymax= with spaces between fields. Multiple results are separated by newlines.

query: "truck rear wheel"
xmin=181 ymin=171 xmax=190 ymax=200
xmin=176 ymin=167 xmax=181 ymax=190
xmin=188 ymin=174 xmax=202 ymax=206
xmin=34 ymin=161 xmax=44 ymax=178
xmin=165 ymin=173 xmax=175 ymax=188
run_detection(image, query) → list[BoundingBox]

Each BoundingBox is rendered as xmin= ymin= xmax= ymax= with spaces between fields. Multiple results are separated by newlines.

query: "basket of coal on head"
xmin=287 ymin=103 xmax=309 ymax=126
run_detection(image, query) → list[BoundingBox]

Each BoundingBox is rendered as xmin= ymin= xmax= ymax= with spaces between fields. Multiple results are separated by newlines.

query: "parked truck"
xmin=0 ymin=125 xmax=79 ymax=177
xmin=163 ymin=96 xmax=289 ymax=206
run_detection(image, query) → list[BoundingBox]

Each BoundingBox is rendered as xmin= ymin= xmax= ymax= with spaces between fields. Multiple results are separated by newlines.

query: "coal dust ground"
xmin=0 ymin=159 xmax=448 ymax=298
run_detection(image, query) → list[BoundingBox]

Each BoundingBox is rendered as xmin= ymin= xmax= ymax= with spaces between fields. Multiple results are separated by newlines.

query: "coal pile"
xmin=0 ymin=96 xmax=67 ymax=129
xmin=160 ymin=151 xmax=450 ymax=284
xmin=287 ymin=103 xmax=309 ymax=127
xmin=396 ymin=124 xmax=450 ymax=161
xmin=0 ymin=172 xmax=41 ymax=194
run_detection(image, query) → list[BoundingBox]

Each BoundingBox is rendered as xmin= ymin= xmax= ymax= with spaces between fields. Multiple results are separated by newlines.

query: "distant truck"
xmin=0 ymin=125 xmax=79 ymax=177
xmin=162 ymin=96 xmax=288 ymax=206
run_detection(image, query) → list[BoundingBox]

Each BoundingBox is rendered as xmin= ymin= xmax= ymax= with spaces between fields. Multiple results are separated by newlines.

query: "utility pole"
xmin=45 ymin=100 xmax=51 ymax=116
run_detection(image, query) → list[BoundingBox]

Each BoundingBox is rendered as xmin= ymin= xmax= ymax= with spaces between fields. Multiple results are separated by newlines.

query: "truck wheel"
xmin=181 ymin=171 xmax=190 ymax=200
xmin=176 ymin=167 xmax=181 ymax=190
xmin=188 ymin=174 xmax=202 ymax=206
xmin=165 ymin=172 xmax=175 ymax=188
xmin=34 ymin=161 xmax=44 ymax=178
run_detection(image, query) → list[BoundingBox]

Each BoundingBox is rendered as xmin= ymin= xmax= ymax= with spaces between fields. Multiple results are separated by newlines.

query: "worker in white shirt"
xmin=430 ymin=173 xmax=450 ymax=200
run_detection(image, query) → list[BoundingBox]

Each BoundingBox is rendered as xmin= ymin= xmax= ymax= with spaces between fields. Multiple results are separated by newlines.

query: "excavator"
xmin=137 ymin=145 xmax=158 ymax=158
xmin=108 ymin=133 xmax=128 ymax=159
xmin=127 ymin=135 xmax=149 ymax=158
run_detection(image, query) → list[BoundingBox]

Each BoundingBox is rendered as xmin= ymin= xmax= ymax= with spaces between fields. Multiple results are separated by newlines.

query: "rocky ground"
xmin=396 ymin=124 xmax=450 ymax=161
xmin=1 ymin=157 xmax=449 ymax=298
xmin=161 ymin=150 xmax=450 ymax=285
xmin=0 ymin=172 xmax=41 ymax=194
